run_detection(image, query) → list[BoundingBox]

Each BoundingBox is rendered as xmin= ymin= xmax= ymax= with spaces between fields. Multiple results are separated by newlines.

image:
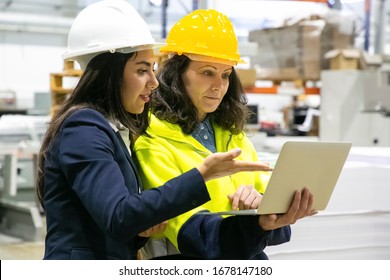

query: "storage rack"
xmin=49 ymin=61 xmax=82 ymax=116
xmin=244 ymin=85 xmax=320 ymax=95
xmin=244 ymin=79 xmax=320 ymax=95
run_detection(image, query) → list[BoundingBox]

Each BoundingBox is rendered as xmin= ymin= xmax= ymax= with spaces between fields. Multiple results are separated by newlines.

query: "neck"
xmin=198 ymin=113 xmax=207 ymax=123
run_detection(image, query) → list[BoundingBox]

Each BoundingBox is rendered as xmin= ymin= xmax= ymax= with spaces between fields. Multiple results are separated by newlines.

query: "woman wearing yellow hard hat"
xmin=134 ymin=9 xmax=316 ymax=259
xmin=37 ymin=0 xmax=271 ymax=260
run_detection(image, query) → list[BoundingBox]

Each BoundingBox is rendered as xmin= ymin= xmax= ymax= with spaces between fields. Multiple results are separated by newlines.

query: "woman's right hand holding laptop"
xmin=258 ymin=187 xmax=318 ymax=231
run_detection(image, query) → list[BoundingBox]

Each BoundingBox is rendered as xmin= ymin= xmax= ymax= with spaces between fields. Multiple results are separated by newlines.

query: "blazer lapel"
xmin=114 ymin=131 xmax=143 ymax=193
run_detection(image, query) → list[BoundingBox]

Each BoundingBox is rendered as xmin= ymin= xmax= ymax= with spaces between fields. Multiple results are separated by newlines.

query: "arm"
xmin=177 ymin=214 xmax=272 ymax=259
xmin=135 ymin=132 xmax=282 ymax=259
xmin=58 ymin=109 xmax=211 ymax=241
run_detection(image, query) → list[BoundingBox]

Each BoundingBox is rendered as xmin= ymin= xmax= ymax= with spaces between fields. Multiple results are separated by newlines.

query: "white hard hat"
xmin=63 ymin=0 xmax=164 ymax=69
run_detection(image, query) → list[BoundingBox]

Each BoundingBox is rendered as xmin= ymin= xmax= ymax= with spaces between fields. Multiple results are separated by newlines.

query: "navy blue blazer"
xmin=43 ymin=108 xmax=210 ymax=259
xmin=177 ymin=213 xmax=291 ymax=259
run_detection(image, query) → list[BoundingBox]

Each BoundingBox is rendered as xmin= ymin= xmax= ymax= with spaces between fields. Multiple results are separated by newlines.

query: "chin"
xmin=135 ymin=107 xmax=145 ymax=114
xmin=126 ymin=105 xmax=145 ymax=114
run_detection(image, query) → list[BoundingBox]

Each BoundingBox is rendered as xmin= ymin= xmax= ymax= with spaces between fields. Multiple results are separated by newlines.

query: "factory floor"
xmin=1 ymin=134 xmax=389 ymax=260
xmin=0 ymin=232 xmax=45 ymax=259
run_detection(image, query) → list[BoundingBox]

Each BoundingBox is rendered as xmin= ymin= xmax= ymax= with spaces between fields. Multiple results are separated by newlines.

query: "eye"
xmin=203 ymin=70 xmax=214 ymax=77
xmin=138 ymin=69 xmax=148 ymax=75
xmin=222 ymin=73 xmax=231 ymax=79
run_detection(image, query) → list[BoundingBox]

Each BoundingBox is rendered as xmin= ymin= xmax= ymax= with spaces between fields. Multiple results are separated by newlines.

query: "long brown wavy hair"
xmin=151 ymin=54 xmax=250 ymax=135
xmin=36 ymin=52 xmax=150 ymax=207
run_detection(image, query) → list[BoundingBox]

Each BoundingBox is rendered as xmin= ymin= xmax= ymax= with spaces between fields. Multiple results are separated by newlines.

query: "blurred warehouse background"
xmin=0 ymin=0 xmax=389 ymax=260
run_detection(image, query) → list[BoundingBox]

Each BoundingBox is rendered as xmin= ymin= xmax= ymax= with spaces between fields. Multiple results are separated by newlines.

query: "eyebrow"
xmin=135 ymin=61 xmax=153 ymax=67
xmin=199 ymin=65 xmax=232 ymax=72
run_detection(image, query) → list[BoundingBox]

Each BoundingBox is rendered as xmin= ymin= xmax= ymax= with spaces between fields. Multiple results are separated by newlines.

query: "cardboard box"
xmin=299 ymin=20 xmax=325 ymax=80
xmin=248 ymin=24 xmax=300 ymax=69
xmin=248 ymin=11 xmax=355 ymax=80
xmin=360 ymin=52 xmax=382 ymax=69
xmin=235 ymin=68 xmax=257 ymax=87
xmin=324 ymin=49 xmax=361 ymax=70
xmin=255 ymin=67 xmax=301 ymax=80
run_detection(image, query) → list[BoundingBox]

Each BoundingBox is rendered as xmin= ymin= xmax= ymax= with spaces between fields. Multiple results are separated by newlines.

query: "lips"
xmin=140 ymin=95 xmax=150 ymax=102
xmin=204 ymin=96 xmax=220 ymax=100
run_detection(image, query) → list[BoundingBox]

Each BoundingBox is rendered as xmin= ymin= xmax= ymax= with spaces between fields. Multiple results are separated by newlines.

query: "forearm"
xmin=266 ymin=225 xmax=291 ymax=246
xmin=177 ymin=214 xmax=272 ymax=260
xmin=219 ymin=216 xmax=271 ymax=259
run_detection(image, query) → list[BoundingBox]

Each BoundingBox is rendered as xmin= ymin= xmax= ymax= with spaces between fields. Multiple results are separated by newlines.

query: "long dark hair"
xmin=152 ymin=54 xmax=250 ymax=134
xmin=36 ymin=52 xmax=150 ymax=206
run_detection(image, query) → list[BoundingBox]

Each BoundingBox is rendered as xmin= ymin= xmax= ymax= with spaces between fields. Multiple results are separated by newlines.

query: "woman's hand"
xmin=227 ymin=185 xmax=263 ymax=211
xmin=258 ymin=187 xmax=317 ymax=231
xmin=197 ymin=148 xmax=272 ymax=182
xmin=138 ymin=221 xmax=168 ymax=237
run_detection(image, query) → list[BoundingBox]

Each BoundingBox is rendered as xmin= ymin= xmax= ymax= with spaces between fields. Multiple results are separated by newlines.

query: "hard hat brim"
xmin=162 ymin=51 xmax=246 ymax=66
xmin=63 ymin=42 xmax=166 ymax=61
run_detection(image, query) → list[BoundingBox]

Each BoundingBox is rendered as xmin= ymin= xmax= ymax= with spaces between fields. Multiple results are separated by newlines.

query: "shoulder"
xmin=60 ymin=108 xmax=116 ymax=141
xmin=213 ymin=123 xmax=248 ymax=141
xmin=216 ymin=126 xmax=255 ymax=150
xmin=63 ymin=108 xmax=110 ymax=129
xmin=231 ymin=131 xmax=255 ymax=147
xmin=147 ymin=114 xmax=182 ymax=136
xmin=66 ymin=108 xmax=105 ymax=122
xmin=57 ymin=108 xmax=118 ymax=155
xmin=135 ymin=114 xmax=183 ymax=150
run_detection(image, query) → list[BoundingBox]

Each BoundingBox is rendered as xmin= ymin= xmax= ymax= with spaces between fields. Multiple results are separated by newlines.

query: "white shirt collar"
xmin=107 ymin=118 xmax=131 ymax=155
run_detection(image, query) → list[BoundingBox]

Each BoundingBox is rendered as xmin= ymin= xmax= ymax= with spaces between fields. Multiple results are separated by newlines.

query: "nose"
xmin=147 ymin=74 xmax=159 ymax=90
xmin=212 ymin=76 xmax=224 ymax=92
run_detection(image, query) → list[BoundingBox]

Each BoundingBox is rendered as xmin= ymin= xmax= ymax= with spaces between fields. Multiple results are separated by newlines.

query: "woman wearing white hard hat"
xmin=36 ymin=0 xmax=271 ymax=260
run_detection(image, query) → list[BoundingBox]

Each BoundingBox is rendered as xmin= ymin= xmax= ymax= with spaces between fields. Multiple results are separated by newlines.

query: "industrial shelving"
xmin=49 ymin=61 xmax=82 ymax=117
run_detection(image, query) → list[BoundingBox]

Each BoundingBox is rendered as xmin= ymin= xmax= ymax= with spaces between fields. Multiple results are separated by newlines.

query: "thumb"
xmin=223 ymin=148 xmax=242 ymax=160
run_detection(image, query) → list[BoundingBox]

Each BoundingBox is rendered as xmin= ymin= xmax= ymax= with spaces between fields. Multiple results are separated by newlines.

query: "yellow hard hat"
xmin=160 ymin=9 xmax=245 ymax=66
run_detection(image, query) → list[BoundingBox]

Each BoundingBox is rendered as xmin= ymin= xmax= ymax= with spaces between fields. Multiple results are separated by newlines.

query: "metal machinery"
xmin=320 ymin=69 xmax=390 ymax=146
xmin=0 ymin=115 xmax=50 ymax=241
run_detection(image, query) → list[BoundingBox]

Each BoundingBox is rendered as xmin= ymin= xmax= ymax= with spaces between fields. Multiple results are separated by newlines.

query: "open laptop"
xmin=199 ymin=141 xmax=352 ymax=215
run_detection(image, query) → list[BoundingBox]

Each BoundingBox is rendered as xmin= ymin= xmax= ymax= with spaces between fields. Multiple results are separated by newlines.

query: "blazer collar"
xmin=108 ymin=119 xmax=143 ymax=192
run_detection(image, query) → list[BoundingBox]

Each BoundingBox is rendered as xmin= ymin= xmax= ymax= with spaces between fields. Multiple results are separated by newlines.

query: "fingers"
xmin=155 ymin=220 xmax=168 ymax=232
xmin=138 ymin=221 xmax=168 ymax=237
xmin=209 ymin=149 xmax=271 ymax=172
xmin=251 ymin=192 xmax=263 ymax=209
xmin=199 ymin=149 xmax=272 ymax=182
xmin=294 ymin=188 xmax=314 ymax=220
xmin=282 ymin=188 xmax=307 ymax=224
xmin=228 ymin=185 xmax=245 ymax=210
xmin=232 ymin=161 xmax=273 ymax=172
xmin=228 ymin=185 xmax=263 ymax=210
xmin=258 ymin=188 xmax=317 ymax=231
xmin=287 ymin=189 xmax=303 ymax=222
xmin=218 ymin=148 xmax=242 ymax=161
xmin=231 ymin=185 xmax=246 ymax=210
